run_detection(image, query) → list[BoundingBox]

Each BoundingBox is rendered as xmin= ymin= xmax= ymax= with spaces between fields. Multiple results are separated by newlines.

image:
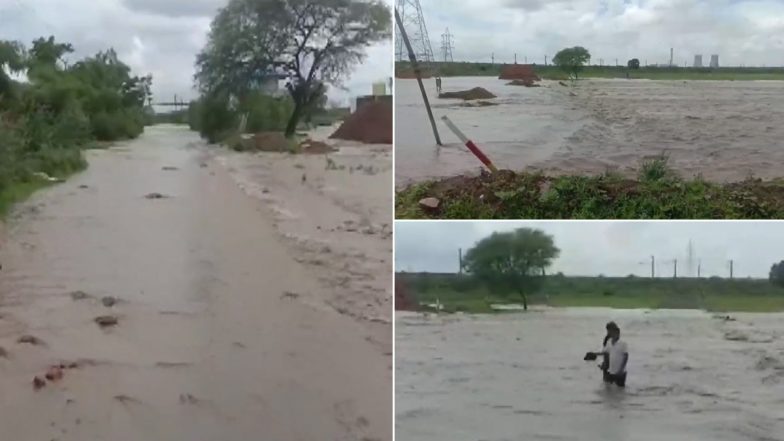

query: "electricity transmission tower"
xmin=440 ymin=28 xmax=454 ymax=62
xmin=395 ymin=0 xmax=435 ymax=63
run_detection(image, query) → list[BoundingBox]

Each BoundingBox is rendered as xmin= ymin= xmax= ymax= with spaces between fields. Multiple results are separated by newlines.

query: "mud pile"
xmin=498 ymin=64 xmax=541 ymax=81
xmin=439 ymin=87 xmax=497 ymax=100
xmin=247 ymin=132 xmax=290 ymax=152
xmin=330 ymin=101 xmax=392 ymax=144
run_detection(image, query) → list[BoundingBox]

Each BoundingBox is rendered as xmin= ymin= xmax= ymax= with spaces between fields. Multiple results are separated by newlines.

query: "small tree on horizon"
xmin=462 ymin=228 xmax=560 ymax=310
xmin=553 ymin=46 xmax=591 ymax=80
xmin=770 ymin=261 xmax=784 ymax=287
xmin=628 ymin=58 xmax=641 ymax=70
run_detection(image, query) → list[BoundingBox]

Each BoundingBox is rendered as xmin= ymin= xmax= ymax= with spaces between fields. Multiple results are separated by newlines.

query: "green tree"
xmin=553 ymin=46 xmax=591 ymax=80
xmin=628 ymin=58 xmax=640 ymax=70
xmin=770 ymin=261 xmax=784 ymax=288
xmin=195 ymin=0 xmax=391 ymax=138
xmin=462 ymin=228 xmax=560 ymax=310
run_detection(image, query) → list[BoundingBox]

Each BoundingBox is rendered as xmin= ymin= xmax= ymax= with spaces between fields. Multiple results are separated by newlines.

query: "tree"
xmin=553 ymin=46 xmax=591 ymax=80
xmin=195 ymin=0 xmax=391 ymax=138
xmin=628 ymin=58 xmax=640 ymax=70
xmin=770 ymin=261 xmax=784 ymax=288
xmin=462 ymin=228 xmax=560 ymax=310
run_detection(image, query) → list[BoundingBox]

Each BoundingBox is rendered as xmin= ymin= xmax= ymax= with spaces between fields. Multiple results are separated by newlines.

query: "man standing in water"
xmin=600 ymin=322 xmax=628 ymax=387
xmin=435 ymin=76 xmax=442 ymax=94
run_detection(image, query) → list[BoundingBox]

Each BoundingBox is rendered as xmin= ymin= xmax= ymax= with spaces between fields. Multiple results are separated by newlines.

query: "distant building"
xmin=710 ymin=55 xmax=719 ymax=68
xmin=694 ymin=55 xmax=703 ymax=68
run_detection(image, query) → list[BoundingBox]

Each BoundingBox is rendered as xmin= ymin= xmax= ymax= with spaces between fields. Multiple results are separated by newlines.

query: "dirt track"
xmin=0 ymin=125 xmax=390 ymax=441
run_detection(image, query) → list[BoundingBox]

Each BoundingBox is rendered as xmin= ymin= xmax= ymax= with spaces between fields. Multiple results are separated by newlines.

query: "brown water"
xmin=0 ymin=125 xmax=390 ymax=441
xmin=396 ymin=308 xmax=784 ymax=441
xmin=395 ymin=77 xmax=784 ymax=186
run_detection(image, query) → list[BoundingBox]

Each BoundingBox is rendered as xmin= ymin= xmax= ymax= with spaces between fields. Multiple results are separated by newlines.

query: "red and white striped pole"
xmin=440 ymin=115 xmax=498 ymax=173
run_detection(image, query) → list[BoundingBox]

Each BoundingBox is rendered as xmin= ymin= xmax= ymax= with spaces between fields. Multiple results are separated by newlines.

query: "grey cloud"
xmin=1 ymin=0 xmax=391 ymax=104
xmin=395 ymin=222 xmax=784 ymax=279
xmin=121 ymin=0 xmax=227 ymax=17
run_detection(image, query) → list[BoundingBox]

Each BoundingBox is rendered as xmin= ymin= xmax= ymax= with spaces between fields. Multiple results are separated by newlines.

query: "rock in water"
xmin=101 ymin=296 xmax=116 ymax=307
xmin=94 ymin=315 xmax=119 ymax=328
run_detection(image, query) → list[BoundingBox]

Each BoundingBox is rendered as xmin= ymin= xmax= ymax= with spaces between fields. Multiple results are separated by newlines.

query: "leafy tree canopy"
xmin=462 ymin=228 xmax=560 ymax=310
xmin=553 ymin=46 xmax=591 ymax=80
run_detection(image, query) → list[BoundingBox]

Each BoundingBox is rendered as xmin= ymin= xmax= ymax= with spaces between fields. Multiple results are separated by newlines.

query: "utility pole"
xmin=729 ymin=260 xmax=734 ymax=279
xmin=544 ymin=55 xmax=548 ymax=66
xmin=651 ymin=255 xmax=655 ymax=278
xmin=698 ymin=260 xmax=702 ymax=278
xmin=514 ymin=53 xmax=517 ymax=64
xmin=491 ymin=52 xmax=494 ymax=65
xmin=458 ymin=248 xmax=463 ymax=275
xmin=673 ymin=259 xmax=678 ymax=278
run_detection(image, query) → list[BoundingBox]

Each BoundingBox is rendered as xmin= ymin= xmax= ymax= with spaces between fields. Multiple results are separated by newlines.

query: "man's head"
xmin=606 ymin=321 xmax=620 ymax=341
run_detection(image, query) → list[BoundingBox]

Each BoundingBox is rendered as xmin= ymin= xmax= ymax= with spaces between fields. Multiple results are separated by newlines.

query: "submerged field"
xmin=396 ymin=309 xmax=784 ymax=441
xmin=395 ymin=76 xmax=784 ymax=218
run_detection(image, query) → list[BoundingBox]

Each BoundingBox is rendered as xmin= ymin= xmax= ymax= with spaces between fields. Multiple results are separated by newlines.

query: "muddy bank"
xmin=0 ymin=125 xmax=390 ymax=441
xmin=395 ymin=77 xmax=784 ymax=187
xmin=396 ymin=308 xmax=784 ymax=441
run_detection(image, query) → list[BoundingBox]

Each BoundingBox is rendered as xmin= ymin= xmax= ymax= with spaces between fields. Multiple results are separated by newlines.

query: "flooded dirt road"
xmin=396 ymin=309 xmax=784 ymax=441
xmin=0 ymin=125 xmax=390 ymax=441
xmin=395 ymin=77 xmax=784 ymax=186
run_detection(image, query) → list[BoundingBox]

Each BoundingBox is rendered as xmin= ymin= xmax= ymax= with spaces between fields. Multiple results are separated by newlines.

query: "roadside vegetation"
xmin=396 ymin=156 xmax=784 ymax=219
xmin=396 ymin=61 xmax=784 ymax=81
xmin=0 ymin=37 xmax=151 ymax=217
xmin=190 ymin=0 xmax=390 ymax=146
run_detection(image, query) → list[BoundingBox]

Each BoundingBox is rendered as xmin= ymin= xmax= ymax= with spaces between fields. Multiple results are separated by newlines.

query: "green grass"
xmin=396 ymin=61 xmax=784 ymax=81
xmin=399 ymin=273 xmax=784 ymax=314
xmin=396 ymin=157 xmax=784 ymax=219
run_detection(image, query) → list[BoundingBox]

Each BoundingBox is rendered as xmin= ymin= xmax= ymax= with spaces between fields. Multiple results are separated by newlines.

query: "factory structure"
xmin=694 ymin=54 xmax=719 ymax=68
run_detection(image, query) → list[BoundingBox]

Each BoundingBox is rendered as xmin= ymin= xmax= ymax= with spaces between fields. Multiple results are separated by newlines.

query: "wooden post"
xmin=394 ymin=8 xmax=442 ymax=146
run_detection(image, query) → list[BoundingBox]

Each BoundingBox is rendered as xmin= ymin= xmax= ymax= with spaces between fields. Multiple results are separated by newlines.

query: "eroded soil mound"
xmin=439 ymin=87 xmax=496 ymax=100
xmin=252 ymin=132 xmax=290 ymax=152
xmin=330 ymin=101 xmax=392 ymax=144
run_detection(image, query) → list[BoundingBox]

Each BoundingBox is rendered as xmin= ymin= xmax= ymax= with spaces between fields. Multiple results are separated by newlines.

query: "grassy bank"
xmin=398 ymin=273 xmax=784 ymax=313
xmin=396 ymin=158 xmax=784 ymax=219
xmin=396 ymin=61 xmax=784 ymax=81
xmin=1 ymin=36 xmax=149 ymax=217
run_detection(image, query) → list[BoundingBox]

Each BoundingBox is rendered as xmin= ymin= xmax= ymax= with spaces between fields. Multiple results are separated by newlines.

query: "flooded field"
xmin=0 ymin=125 xmax=390 ymax=441
xmin=396 ymin=308 xmax=784 ymax=441
xmin=395 ymin=77 xmax=784 ymax=186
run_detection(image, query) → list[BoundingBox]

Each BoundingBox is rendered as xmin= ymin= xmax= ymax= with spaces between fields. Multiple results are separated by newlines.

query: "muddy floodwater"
xmin=395 ymin=77 xmax=784 ymax=186
xmin=0 ymin=125 xmax=390 ymax=441
xmin=396 ymin=308 xmax=784 ymax=441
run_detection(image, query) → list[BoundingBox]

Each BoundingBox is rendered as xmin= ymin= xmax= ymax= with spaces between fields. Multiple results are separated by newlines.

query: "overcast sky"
xmin=395 ymin=221 xmax=784 ymax=279
xmin=410 ymin=0 xmax=784 ymax=67
xmin=0 ymin=0 xmax=392 ymax=106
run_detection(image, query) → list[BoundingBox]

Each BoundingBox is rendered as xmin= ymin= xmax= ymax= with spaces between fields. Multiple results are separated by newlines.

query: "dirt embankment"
xmin=330 ymin=101 xmax=392 ymax=144
xmin=438 ymin=87 xmax=497 ymax=101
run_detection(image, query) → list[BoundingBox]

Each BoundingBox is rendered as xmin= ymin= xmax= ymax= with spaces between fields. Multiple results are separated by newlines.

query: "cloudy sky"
xmin=395 ymin=221 xmax=784 ymax=279
xmin=0 ymin=0 xmax=392 ymax=106
xmin=409 ymin=0 xmax=784 ymax=67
